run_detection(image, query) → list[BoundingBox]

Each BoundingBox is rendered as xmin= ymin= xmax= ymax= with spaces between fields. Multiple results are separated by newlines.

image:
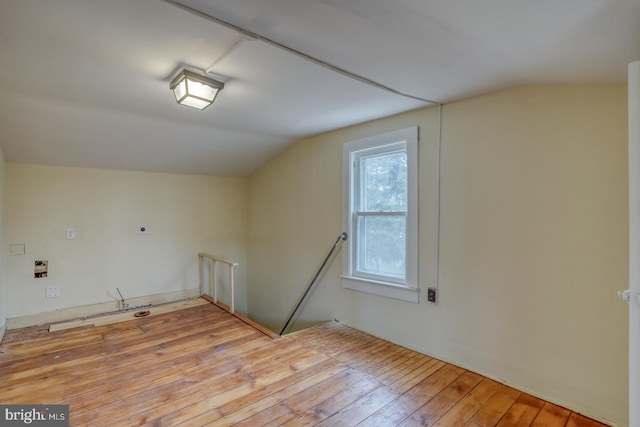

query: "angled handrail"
xmin=279 ymin=232 xmax=348 ymax=335
xmin=199 ymin=253 xmax=238 ymax=313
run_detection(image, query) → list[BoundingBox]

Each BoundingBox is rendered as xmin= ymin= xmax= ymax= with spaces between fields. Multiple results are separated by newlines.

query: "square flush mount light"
xmin=170 ymin=69 xmax=224 ymax=110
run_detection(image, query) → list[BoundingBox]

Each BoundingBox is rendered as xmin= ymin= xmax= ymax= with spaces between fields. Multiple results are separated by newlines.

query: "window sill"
xmin=341 ymin=276 xmax=420 ymax=303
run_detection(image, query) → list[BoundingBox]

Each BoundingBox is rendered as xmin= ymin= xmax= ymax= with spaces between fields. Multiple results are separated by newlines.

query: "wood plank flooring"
xmin=48 ymin=299 xmax=208 ymax=332
xmin=0 ymin=301 xmax=609 ymax=426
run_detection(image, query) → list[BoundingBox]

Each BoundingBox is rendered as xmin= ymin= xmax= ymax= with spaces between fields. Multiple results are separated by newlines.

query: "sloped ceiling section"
xmin=0 ymin=0 xmax=638 ymax=176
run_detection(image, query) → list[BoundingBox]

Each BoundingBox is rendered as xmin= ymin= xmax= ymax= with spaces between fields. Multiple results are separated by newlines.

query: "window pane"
xmin=357 ymin=215 xmax=406 ymax=279
xmin=360 ymin=150 xmax=407 ymax=212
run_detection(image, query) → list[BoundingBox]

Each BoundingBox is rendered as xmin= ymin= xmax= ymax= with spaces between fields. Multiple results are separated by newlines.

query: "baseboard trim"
xmin=6 ymin=288 xmax=200 ymax=330
xmin=336 ymin=320 xmax=619 ymax=427
xmin=0 ymin=319 xmax=6 ymax=344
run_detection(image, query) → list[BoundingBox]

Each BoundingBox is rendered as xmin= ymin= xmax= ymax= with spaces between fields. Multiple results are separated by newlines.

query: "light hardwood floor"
xmin=0 ymin=300 xmax=609 ymax=426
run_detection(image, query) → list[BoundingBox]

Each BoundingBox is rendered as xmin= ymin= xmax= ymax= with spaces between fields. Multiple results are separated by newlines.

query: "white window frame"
xmin=342 ymin=126 xmax=419 ymax=303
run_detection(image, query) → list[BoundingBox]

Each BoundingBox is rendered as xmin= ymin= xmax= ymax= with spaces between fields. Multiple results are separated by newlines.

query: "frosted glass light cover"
xmin=173 ymin=78 xmax=187 ymax=102
xmin=170 ymin=70 xmax=224 ymax=110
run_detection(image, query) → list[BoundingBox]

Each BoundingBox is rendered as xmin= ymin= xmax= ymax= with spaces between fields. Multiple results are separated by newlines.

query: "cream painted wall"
xmin=248 ymin=85 xmax=629 ymax=426
xmin=5 ymin=164 xmax=249 ymax=318
xmin=0 ymin=146 xmax=5 ymax=335
xmin=248 ymin=107 xmax=440 ymax=331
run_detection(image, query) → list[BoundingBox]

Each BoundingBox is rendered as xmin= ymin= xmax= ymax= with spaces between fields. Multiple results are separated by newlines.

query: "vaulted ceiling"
xmin=0 ymin=0 xmax=638 ymax=176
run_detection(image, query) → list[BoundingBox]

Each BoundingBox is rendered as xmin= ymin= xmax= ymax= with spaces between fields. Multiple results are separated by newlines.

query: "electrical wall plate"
xmin=427 ymin=287 xmax=437 ymax=303
xmin=9 ymin=244 xmax=25 ymax=256
xmin=46 ymin=285 xmax=61 ymax=298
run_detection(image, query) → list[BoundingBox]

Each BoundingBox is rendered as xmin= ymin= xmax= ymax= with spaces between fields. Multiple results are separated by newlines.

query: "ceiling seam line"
xmin=205 ymin=33 xmax=246 ymax=74
xmin=162 ymin=0 xmax=441 ymax=106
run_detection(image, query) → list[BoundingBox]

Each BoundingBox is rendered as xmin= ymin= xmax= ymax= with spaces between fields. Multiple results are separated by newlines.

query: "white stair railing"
xmin=198 ymin=253 xmax=238 ymax=314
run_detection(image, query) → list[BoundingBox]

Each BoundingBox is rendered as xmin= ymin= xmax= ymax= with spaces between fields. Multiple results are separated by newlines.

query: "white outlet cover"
xmin=9 ymin=244 xmax=25 ymax=256
xmin=46 ymin=285 xmax=60 ymax=298
xmin=66 ymin=228 xmax=76 ymax=240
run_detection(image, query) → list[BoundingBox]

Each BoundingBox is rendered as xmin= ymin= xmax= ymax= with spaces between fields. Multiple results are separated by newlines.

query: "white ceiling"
xmin=0 ymin=0 xmax=638 ymax=176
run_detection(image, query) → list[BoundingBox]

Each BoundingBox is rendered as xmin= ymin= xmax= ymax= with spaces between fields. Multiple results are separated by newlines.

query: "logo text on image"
xmin=1 ymin=405 xmax=68 ymax=426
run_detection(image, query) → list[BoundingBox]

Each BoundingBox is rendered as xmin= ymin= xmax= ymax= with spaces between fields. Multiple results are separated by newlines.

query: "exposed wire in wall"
xmin=163 ymin=0 xmax=441 ymax=106
xmin=116 ymin=288 xmax=128 ymax=311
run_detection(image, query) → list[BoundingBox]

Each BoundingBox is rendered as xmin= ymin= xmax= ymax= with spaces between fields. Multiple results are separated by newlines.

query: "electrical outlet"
xmin=66 ymin=228 xmax=76 ymax=240
xmin=9 ymin=244 xmax=25 ymax=256
xmin=46 ymin=285 xmax=61 ymax=298
xmin=427 ymin=287 xmax=437 ymax=303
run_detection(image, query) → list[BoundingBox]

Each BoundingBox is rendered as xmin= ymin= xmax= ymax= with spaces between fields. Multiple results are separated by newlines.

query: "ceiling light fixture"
xmin=170 ymin=69 xmax=224 ymax=110
xmin=163 ymin=0 xmax=439 ymax=106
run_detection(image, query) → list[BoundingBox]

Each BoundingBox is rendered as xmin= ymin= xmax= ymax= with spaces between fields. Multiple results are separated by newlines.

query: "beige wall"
xmin=0 ymin=146 xmax=5 ymax=335
xmin=5 ymin=164 xmax=249 ymax=319
xmin=248 ymin=85 xmax=629 ymax=426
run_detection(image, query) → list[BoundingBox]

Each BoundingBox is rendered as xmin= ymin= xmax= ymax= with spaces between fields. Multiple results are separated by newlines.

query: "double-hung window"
xmin=342 ymin=126 xmax=419 ymax=303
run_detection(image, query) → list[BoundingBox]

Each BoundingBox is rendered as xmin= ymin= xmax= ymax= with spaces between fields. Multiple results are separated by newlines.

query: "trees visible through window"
xmin=342 ymin=126 xmax=419 ymax=303
xmin=355 ymin=143 xmax=407 ymax=282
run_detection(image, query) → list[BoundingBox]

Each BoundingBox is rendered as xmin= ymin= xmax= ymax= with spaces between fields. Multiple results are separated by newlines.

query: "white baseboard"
xmin=336 ymin=320 xmax=619 ymax=427
xmin=0 ymin=319 xmax=6 ymax=344
xmin=6 ymin=288 xmax=200 ymax=330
